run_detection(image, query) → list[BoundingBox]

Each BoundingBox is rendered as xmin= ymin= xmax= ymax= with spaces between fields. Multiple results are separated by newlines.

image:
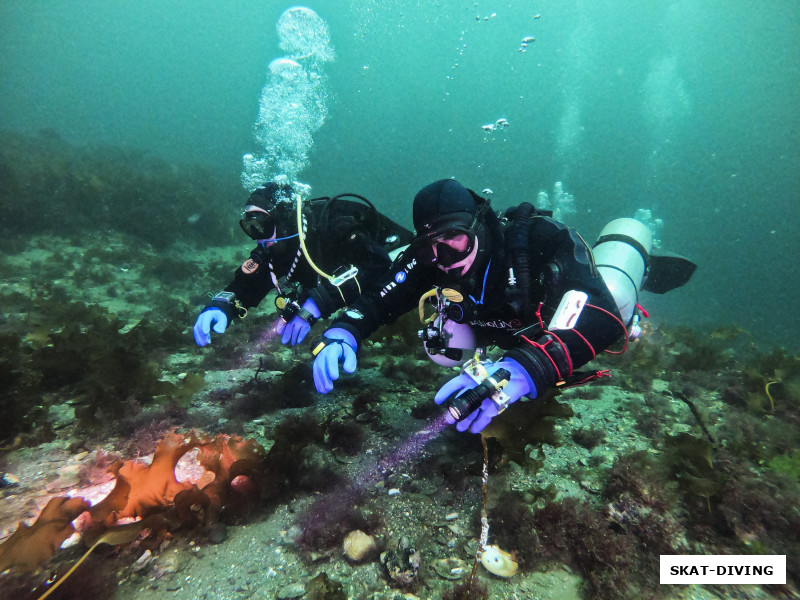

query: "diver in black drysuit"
xmin=193 ymin=182 xmax=413 ymax=347
xmin=311 ymin=179 xmax=694 ymax=433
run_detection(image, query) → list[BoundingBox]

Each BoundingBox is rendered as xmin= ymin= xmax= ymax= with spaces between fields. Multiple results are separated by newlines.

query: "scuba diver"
xmin=310 ymin=178 xmax=696 ymax=433
xmin=193 ymin=182 xmax=413 ymax=347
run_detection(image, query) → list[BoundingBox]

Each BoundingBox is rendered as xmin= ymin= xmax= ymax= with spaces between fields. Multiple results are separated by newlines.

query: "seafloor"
xmin=1 ymin=139 xmax=799 ymax=600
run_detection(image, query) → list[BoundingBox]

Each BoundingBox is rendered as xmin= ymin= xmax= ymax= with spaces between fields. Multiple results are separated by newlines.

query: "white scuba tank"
xmin=592 ymin=218 xmax=652 ymax=325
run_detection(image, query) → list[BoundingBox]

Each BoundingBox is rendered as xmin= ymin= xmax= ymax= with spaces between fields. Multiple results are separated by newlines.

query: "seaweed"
xmin=767 ymin=450 xmax=800 ymax=478
xmin=0 ymin=130 xmax=239 ymax=251
xmin=485 ymin=492 xmax=538 ymax=570
xmin=0 ymin=332 xmax=48 ymax=445
xmin=661 ymin=432 xmax=723 ymax=501
xmin=0 ymin=286 xmax=204 ymax=438
xmin=532 ymin=497 xmax=638 ymax=599
xmin=0 ymin=430 xmax=270 ymax=583
xmin=441 ymin=581 xmax=489 ymax=600
xmin=0 ymin=496 xmax=90 ymax=573
xmin=571 ymin=426 xmax=607 ymax=451
xmin=326 ymin=420 xmax=365 ymax=456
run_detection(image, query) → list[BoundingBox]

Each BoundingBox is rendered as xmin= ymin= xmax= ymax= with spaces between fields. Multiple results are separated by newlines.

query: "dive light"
xmin=446 ymin=365 xmax=511 ymax=422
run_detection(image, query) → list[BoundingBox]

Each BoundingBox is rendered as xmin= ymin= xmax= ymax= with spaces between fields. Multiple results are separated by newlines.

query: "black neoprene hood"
xmin=246 ymin=182 xmax=294 ymax=212
xmin=412 ymin=179 xmax=479 ymax=235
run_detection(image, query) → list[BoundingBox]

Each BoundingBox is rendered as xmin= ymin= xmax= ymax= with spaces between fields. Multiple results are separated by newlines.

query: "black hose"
xmin=508 ymin=202 xmax=534 ymax=319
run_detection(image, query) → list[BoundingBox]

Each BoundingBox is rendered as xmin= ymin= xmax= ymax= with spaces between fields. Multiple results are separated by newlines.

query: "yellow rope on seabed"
xmin=765 ymin=380 xmax=777 ymax=411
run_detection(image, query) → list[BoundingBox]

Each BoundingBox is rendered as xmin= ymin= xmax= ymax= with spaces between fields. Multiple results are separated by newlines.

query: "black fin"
xmin=643 ymin=253 xmax=697 ymax=294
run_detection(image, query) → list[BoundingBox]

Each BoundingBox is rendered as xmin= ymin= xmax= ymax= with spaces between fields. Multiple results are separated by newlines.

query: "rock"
xmin=380 ymin=538 xmax=420 ymax=588
xmin=205 ymin=522 xmax=227 ymax=544
xmin=0 ymin=472 xmax=20 ymax=488
xmin=276 ymin=583 xmax=306 ymax=599
xmin=48 ymin=403 xmax=76 ymax=430
xmin=152 ymin=549 xmax=184 ymax=578
xmin=343 ymin=530 xmax=377 ymax=562
xmin=131 ymin=549 xmax=152 ymax=572
xmin=44 ymin=464 xmax=82 ymax=492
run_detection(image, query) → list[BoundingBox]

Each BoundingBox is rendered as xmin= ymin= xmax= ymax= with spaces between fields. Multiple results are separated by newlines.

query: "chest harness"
xmin=274 ymin=194 xmax=362 ymax=325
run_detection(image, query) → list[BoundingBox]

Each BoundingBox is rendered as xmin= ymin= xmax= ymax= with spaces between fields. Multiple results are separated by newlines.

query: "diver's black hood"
xmin=412 ymin=179 xmax=504 ymax=296
xmin=246 ymin=182 xmax=299 ymax=240
xmin=412 ymin=179 xmax=479 ymax=234
xmin=246 ymin=182 xmax=294 ymax=212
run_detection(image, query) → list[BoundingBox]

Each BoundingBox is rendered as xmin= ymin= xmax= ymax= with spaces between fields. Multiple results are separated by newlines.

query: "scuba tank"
xmin=592 ymin=218 xmax=652 ymax=326
xmin=593 ymin=217 xmax=698 ymax=329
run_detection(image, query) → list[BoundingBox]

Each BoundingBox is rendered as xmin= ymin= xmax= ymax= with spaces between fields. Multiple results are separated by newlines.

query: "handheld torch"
xmin=445 ymin=359 xmax=512 ymax=422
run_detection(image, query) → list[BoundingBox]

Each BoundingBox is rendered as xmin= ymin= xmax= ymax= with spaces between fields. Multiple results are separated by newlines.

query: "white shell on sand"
xmin=480 ymin=545 xmax=518 ymax=577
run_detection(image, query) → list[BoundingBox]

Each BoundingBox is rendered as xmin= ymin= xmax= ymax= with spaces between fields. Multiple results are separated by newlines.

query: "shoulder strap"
xmin=504 ymin=202 xmax=536 ymax=320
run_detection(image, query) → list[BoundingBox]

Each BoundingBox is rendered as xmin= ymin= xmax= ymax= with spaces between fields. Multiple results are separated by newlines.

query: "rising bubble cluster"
xmin=633 ymin=208 xmax=664 ymax=250
xmin=537 ymin=181 xmax=577 ymax=223
xmin=241 ymin=7 xmax=335 ymax=192
xmin=277 ymin=7 xmax=335 ymax=65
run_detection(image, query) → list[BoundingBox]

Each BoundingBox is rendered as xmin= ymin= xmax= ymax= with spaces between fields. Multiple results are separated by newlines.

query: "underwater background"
xmin=1 ymin=2 xmax=800 ymax=600
xmin=2 ymin=0 xmax=799 ymax=350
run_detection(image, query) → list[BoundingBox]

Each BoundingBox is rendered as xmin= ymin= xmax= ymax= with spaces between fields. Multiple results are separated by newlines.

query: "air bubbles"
xmin=269 ymin=58 xmax=303 ymax=80
xmin=537 ymin=182 xmax=576 ymax=222
xmin=277 ymin=6 xmax=335 ymax=64
xmin=242 ymin=7 xmax=335 ymax=191
xmin=481 ymin=117 xmax=509 ymax=133
xmin=518 ymin=35 xmax=536 ymax=52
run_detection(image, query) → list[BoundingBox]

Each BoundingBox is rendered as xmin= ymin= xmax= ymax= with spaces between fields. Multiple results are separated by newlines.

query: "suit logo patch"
xmin=242 ymin=258 xmax=259 ymax=274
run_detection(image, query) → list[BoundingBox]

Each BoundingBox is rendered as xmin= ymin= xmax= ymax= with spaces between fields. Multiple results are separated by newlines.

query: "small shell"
xmin=432 ymin=557 xmax=468 ymax=580
xmin=131 ymin=549 xmax=152 ymax=572
xmin=480 ymin=545 xmax=518 ymax=577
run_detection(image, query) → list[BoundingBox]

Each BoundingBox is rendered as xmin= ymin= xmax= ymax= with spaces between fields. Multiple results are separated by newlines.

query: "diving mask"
xmin=413 ymin=211 xmax=478 ymax=268
xmin=239 ymin=206 xmax=276 ymax=240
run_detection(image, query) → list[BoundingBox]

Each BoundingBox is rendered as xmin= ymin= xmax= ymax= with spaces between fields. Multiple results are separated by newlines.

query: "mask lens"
xmin=413 ymin=211 xmax=478 ymax=266
xmin=415 ymin=231 xmax=474 ymax=266
xmin=239 ymin=211 xmax=274 ymax=239
xmin=435 ymin=242 xmax=470 ymax=266
xmin=432 ymin=232 xmax=474 ymax=266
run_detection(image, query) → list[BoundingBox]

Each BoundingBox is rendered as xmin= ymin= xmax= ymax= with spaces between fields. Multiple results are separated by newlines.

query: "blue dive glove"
xmin=312 ymin=328 xmax=358 ymax=394
xmin=434 ymin=358 xmax=536 ymax=434
xmin=193 ymin=308 xmax=228 ymax=347
xmin=279 ymin=298 xmax=321 ymax=346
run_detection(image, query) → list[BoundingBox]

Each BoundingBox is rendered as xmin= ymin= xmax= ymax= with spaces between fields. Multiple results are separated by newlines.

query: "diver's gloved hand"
xmin=312 ymin=328 xmax=358 ymax=394
xmin=434 ymin=358 xmax=535 ymax=434
xmin=193 ymin=308 xmax=228 ymax=347
xmin=280 ymin=298 xmax=321 ymax=346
